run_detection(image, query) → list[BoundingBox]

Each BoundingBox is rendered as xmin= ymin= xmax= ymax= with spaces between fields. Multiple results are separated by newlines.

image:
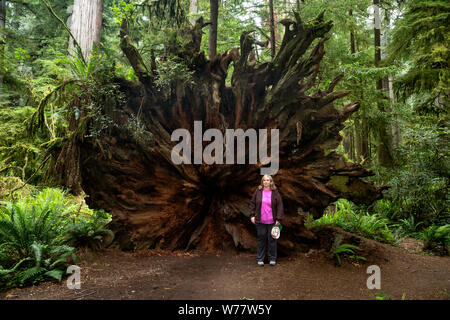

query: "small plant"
xmin=375 ymin=290 xmax=392 ymax=300
xmin=1 ymin=241 xmax=76 ymax=286
xmin=0 ymin=187 xmax=113 ymax=289
xmin=398 ymin=216 xmax=424 ymax=236
xmin=64 ymin=209 xmax=114 ymax=250
xmin=0 ymin=191 xmax=77 ymax=288
xmin=313 ymin=199 xmax=395 ymax=244
xmin=332 ymin=243 xmax=366 ymax=266
xmin=421 ymin=224 xmax=450 ymax=255
xmin=154 ymin=56 xmax=195 ymax=99
xmin=330 ymin=234 xmax=366 ymax=266
xmin=300 ymin=208 xmax=314 ymax=229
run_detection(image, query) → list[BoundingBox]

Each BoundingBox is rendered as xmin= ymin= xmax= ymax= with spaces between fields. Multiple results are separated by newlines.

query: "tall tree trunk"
xmin=354 ymin=117 xmax=363 ymax=162
xmin=68 ymin=0 xmax=104 ymax=61
xmin=349 ymin=9 xmax=357 ymax=162
xmin=268 ymin=0 xmax=276 ymax=59
xmin=0 ymin=0 xmax=5 ymax=30
xmin=389 ymin=75 xmax=401 ymax=147
xmin=208 ymin=0 xmax=218 ymax=59
xmin=349 ymin=10 xmax=355 ymax=55
xmin=373 ymin=0 xmax=394 ymax=167
xmin=344 ymin=127 xmax=355 ymax=161
xmin=343 ymin=130 xmax=351 ymax=159
xmin=0 ymin=0 xmax=6 ymax=94
xmin=361 ymin=106 xmax=370 ymax=161
xmin=382 ymin=10 xmax=401 ymax=148
xmin=374 ymin=1 xmax=382 ymax=90
xmin=349 ymin=9 xmax=367 ymax=163
xmin=189 ymin=0 xmax=198 ymax=25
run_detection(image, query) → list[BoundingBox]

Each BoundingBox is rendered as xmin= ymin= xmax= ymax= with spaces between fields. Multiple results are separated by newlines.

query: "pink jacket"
xmin=249 ymin=187 xmax=284 ymax=223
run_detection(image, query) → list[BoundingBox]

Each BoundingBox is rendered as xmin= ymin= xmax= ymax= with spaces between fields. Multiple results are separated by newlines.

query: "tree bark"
xmin=68 ymin=0 xmax=104 ymax=61
xmin=373 ymin=0 xmax=394 ymax=167
xmin=354 ymin=117 xmax=362 ymax=162
xmin=349 ymin=9 xmax=367 ymax=163
xmin=189 ymin=0 xmax=198 ymax=25
xmin=0 ymin=0 xmax=5 ymax=40
xmin=208 ymin=0 xmax=218 ymax=59
xmin=268 ymin=0 xmax=276 ymax=59
xmin=382 ymin=9 xmax=401 ymax=149
xmin=349 ymin=10 xmax=355 ymax=55
xmin=0 ymin=0 xmax=6 ymax=93
xmin=56 ymin=12 xmax=388 ymax=253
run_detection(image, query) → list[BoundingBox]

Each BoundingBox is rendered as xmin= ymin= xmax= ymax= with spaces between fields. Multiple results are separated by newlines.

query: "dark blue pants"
xmin=255 ymin=222 xmax=277 ymax=262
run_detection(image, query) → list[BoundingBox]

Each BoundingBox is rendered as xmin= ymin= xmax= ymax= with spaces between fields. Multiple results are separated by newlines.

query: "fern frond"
xmin=19 ymin=265 xmax=46 ymax=284
xmin=44 ymin=269 xmax=64 ymax=282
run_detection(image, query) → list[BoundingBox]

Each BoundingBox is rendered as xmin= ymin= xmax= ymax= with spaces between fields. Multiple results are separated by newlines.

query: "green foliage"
xmin=374 ymin=120 xmax=449 ymax=227
xmin=63 ymin=45 xmax=104 ymax=82
xmin=330 ymin=234 xmax=366 ymax=266
xmin=26 ymin=41 xmax=124 ymax=145
xmin=0 ymin=187 xmax=113 ymax=289
xmin=0 ymin=106 xmax=43 ymax=183
xmin=312 ymin=199 xmax=395 ymax=244
xmin=421 ymin=224 xmax=450 ymax=254
xmin=375 ymin=290 xmax=392 ymax=300
xmin=24 ymin=45 xmax=126 ymax=191
xmin=389 ymin=0 xmax=449 ymax=103
xmin=397 ymin=216 xmax=424 ymax=236
xmin=0 ymin=177 xmax=37 ymax=200
xmin=125 ymin=114 xmax=154 ymax=146
xmin=64 ymin=209 xmax=114 ymax=250
xmin=332 ymin=243 xmax=366 ymax=266
xmin=110 ymin=0 xmax=136 ymax=24
xmin=0 ymin=189 xmax=76 ymax=287
xmin=154 ymin=55 xmax=195 ymax=99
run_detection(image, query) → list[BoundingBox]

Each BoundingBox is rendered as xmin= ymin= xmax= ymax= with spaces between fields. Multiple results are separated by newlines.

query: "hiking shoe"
xmin=269 ymin=261 xmax=276 ymax=266
xmin=257 ymin=261 xmax=264 ymax=267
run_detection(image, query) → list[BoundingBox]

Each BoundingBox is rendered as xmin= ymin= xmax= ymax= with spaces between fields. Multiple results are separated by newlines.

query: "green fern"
xmin=0 ymin=190 xmax=79 ymax=287
xmin=19 ymin=265 xmax=47 ymax=284
xmin=331 ymin=240 xmax=366 ymax=266
xmin=421 ymin=224 xmax=450 ymax=254
xmin=65 ymin=209 xmax=114 ymax=250
xmin=0 ymin=188 xmax=113 ymax=288
xmin=44 ymin=269 xmax=64 ymax=282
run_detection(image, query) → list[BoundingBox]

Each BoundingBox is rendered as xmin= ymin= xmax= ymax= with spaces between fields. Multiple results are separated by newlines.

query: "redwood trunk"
xmin=373 ymin=0 xmax=394 ymax=167
xmin=208 ymin=0 xmax=218 ymax=59
xmin=68 ymin=0 xmax=104 ymax=60
xmin=269 ymin=0 xmax=276 ymax=58
xmin=0 ymin=0 xmax=6 ymax=92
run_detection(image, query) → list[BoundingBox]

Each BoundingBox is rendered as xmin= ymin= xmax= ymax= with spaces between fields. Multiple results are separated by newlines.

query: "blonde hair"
xmin=258 ymin=174 xmax=277 ymax=190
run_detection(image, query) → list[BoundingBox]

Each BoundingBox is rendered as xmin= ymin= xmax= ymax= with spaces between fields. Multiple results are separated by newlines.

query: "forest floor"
xmin=1 ymin=229 xmax=449 ymax=300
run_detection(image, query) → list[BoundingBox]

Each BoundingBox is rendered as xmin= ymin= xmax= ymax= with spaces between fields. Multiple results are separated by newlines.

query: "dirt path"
xmin=2 ymin=237 xmax=449 ymax=300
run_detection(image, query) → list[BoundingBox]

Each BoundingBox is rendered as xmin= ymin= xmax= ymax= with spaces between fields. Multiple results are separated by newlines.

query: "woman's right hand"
xmin=251 ymin=217 xmax=256 ymax=224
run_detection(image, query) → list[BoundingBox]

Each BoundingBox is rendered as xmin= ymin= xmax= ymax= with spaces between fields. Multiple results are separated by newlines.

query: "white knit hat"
xmin=271 ymin=225 xmax=281 ymax=239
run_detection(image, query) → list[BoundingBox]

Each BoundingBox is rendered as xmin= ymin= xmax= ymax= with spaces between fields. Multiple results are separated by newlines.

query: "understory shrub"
xmin=420 ymin=224 xmax=450 ymax=255
xmin=0 ymin=187 xmax=113 ymax=289
xmin=311 ymin=199 xmax=395 ymax=244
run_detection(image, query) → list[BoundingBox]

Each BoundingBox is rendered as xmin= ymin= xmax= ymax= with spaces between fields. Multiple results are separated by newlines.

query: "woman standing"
xmin=249 ymin=175 xmax=284 ymax=266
